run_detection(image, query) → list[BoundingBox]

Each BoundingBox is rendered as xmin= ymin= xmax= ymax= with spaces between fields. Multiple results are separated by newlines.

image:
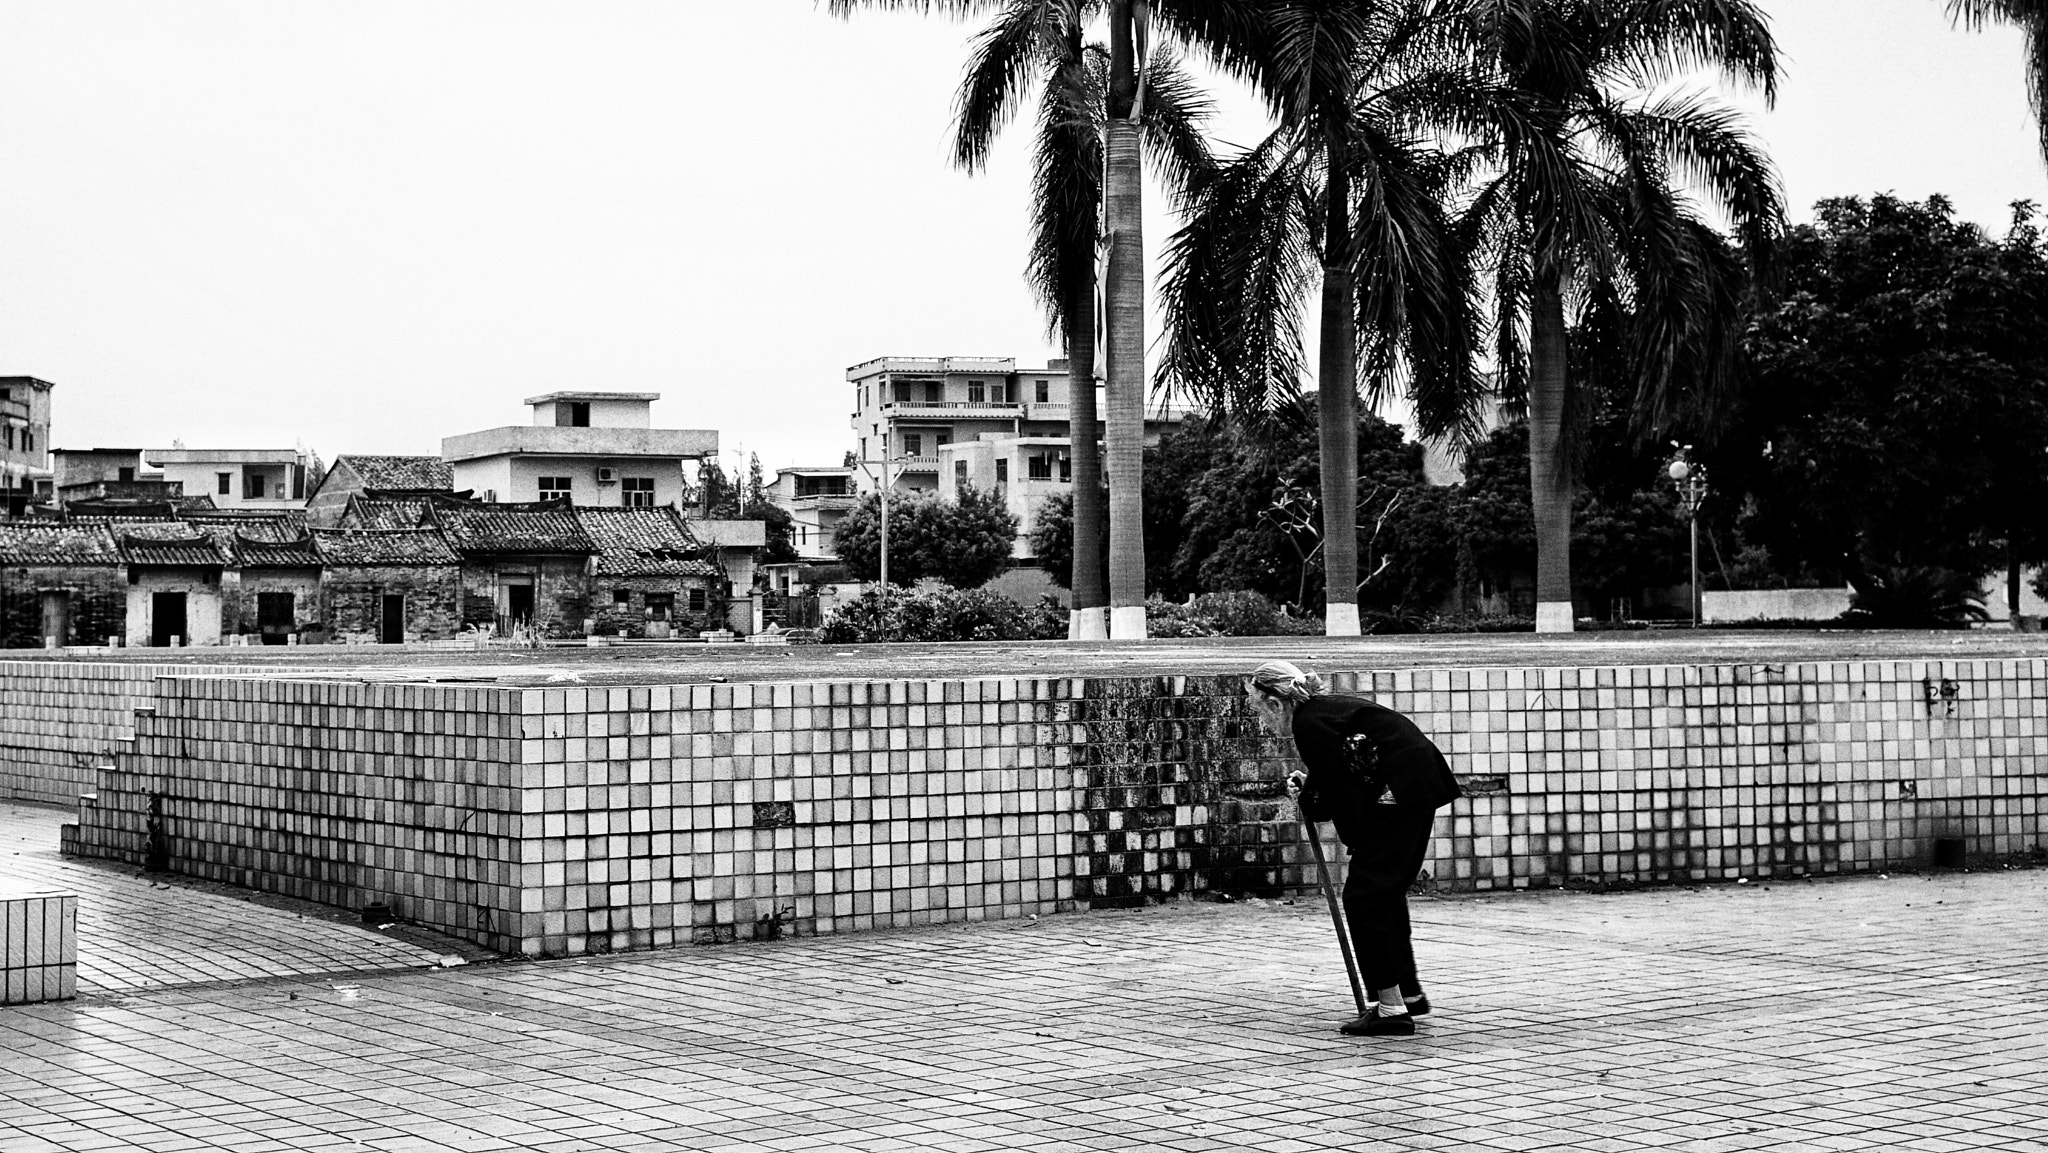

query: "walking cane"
xmin=1295 ymin=795 xmax=1369 ymax=1016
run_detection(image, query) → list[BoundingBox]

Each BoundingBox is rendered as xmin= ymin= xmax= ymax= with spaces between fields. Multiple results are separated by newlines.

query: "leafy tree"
xmin=1460 ymin=0 xmax=1783 ymax=630
xmin=696 ymin=459 xmax=740 ymax=516
xmin=1724 ymin=194 xmax=2048 ymax=611
xmin=833 ymin=484 xmax=1020 ymax=588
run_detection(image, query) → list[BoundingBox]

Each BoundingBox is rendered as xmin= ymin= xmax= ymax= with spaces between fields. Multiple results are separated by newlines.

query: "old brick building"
xmin=311 ymin=528 xmax=463 ymax=642
xmin=576 ymin=506 xmax=721 ymax=638
xmin=425 ymin=497 xmax=595 ymax=637
xmin=225 ymin=533 xmax=323 ymax=643
xmin=0 ymin=521 xmax=125 ymax=647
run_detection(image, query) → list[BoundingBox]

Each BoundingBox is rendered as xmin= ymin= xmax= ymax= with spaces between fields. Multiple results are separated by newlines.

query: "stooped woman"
xmin=1245 ymin=660 xmax=1462 ymax=1037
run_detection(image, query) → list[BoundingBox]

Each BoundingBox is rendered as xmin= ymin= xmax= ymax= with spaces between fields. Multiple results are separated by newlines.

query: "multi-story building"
xmin=847 ymin=355 xmax=1188 ymax=557
xmin=145 ymin=448 xmax=311 ymax=510
xmin=1 ymin=377 xmax=54 ymax=515
xmin=441 ymin=392 xmax=718 ymax=509
xmin=767 ymin=466 xmax=857 ymax=561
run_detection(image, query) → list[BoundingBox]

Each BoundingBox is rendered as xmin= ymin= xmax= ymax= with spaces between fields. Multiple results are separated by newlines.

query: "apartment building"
xmin=767 ymin=466 xmax=857 ymax=561
xmin=0 ymin=377 xmax=54 ymax=515
xmin=848 ymin=355 xmax=1187 ymax=557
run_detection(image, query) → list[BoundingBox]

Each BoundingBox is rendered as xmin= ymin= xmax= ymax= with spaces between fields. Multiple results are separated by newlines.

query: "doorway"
xmin=504 ymin=580 xmax=535 ymax=634
xmin=380 ymin=594 xmax=405 ymax=644
xmin=151 ymin=592 xmax=187 ymax=647
xmin=38 ymin=590 xmax=70 ymax=646
xmin=257 ymin=592 xmax=295 ymax=645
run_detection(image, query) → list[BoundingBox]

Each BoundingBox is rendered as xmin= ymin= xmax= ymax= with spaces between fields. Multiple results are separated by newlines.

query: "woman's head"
xmin=1244 ymin=660 xmax=1324 ymax=733
xmin=1246 ymin=660 xmax=1325 ymax=704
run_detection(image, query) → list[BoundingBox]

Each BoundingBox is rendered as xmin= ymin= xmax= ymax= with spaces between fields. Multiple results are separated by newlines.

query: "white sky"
xmin=1 ymin=0 xmax=2044 ymax=473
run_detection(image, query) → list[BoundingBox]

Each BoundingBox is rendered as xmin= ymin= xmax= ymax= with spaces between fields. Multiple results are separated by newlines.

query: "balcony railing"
xmin=880 ymin=400 xmax=1023 ymax=415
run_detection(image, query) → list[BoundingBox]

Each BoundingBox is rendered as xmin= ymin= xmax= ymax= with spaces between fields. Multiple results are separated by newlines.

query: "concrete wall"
xmin=1704 ymin=587 xmax=1855 ymax=623
xmin=29 ymin=656 xmax=2047 ymax=958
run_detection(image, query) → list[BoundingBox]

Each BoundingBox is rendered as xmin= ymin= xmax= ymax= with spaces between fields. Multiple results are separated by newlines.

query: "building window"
xmin=903 ymin=433 xmax=922 ymax=457
xmin=955 ymin=461 xmax=968 ymax=486
xmin=935 ymin=431 xmax=951 ymax=448
xmin=217 ymin=472 xmax=232 ymax=495
xmin=621 ymin=477 xmax=655 ymax=507
xmin=1035 ymin=379 xmax=1050 ymax=402
xmin=3 ymin=426 xmax=12 ymax=451
xmin=892 ymin=381 xmax=911 ymax=403
xmin=688 ymin=588 xmax=707 ymax=612
xmin=613 ymin=588 xmax=632 ymax=604
xmin=1028 ymin=455 xmax=1052 ymax=480
xmin=21 ymin=431 xmax=30 ymax=453
xmin=1060 ymin=456 xmax=1072 ymax=482
xmin=646 ymin=592 xmax=675 ymax=621
xmin=245 ymin=472 xmax=266 ymax=499
xmin=968 ymin=380 xmax=985 ymax=402
xmin=569 ymin=402 xmax=590 ymax=426
xmin=995 ymin=459 xmax=1008 ymax=483
xmin=925 ymin=381 xmax=942 ymax=403
xmin=539 ymin=476 xmax=573 ymax=501
xmin=118 ymin=466 xmax=135 ymax=483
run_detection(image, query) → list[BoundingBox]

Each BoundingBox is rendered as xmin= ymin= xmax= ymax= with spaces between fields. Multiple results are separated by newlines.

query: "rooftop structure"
xmin=145 ymin=448 xmax=311 ymax=510
xmin=442 ymin=393 xmax=716 ymax=509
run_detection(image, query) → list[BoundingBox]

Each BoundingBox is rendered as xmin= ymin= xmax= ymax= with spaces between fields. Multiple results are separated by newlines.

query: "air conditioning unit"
xmin=596 ymin=468 xmax=616 ymax=484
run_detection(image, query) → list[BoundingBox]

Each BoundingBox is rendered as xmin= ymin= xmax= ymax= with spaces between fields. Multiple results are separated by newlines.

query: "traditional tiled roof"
xmin=118 ymin=523 xmax=228 ymax=567
xmin=60 ymin=499 xmax=185 ymax=519
xmin=575 ymin=506 xmax=717 ymax=578
xmin=341 ymin=494 xmax=430 ymax=531
xmin=175 ymin=495 xmax=220 ymax=512
xmin=0 ymin=521 xmax=121 ymax=565
xmin=427 ymin=497 xmax=594 ymax=555
xmin=338 ymin=455 xmax=454 ymax=492
xmin=185 ymin=510 xmax=308 ymax=541
xmin=310 ymin=528 xmax=461 ymax=566
xmin=233 ymin=532 xmax=321 ymax=568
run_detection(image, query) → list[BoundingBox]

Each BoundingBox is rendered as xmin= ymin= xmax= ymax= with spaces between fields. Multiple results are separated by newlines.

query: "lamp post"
xmin=1667 ymin=447 xmax=1709 ymax=628
xmin=857 ymin=453 xmax=910 ymax=588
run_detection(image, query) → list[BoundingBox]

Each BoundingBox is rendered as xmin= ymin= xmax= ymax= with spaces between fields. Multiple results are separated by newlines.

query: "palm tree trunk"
xmin=1528 ymin=269 xmax=1574 ymax=632
xmin=1319 ymin=134 xmax=1359 ymax=637
xmin=1103 ymin=0 xmax=1147 ymax=639
xmin=1067 ymin=277 xmax=1108 ymax=639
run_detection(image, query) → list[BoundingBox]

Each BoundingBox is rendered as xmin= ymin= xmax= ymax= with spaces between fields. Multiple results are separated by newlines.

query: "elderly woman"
xmin=1246 ymin=660 xmax=1462 ymax=1037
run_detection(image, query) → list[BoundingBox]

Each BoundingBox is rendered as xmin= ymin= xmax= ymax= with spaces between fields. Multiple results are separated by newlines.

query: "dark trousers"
xmin=1335 ymin=804 xmax=1438 ymax=993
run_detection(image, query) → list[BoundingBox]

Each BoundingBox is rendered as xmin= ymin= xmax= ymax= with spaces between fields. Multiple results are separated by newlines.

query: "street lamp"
xmin=1666 ymin=445 xmax=1709 ymax=628
xmin=856 ymin=454 xmax=911 ymax=588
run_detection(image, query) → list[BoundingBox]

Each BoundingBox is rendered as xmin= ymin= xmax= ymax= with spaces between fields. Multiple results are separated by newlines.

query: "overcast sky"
xmin=2 ymin=0 xmax=2044 ymax=474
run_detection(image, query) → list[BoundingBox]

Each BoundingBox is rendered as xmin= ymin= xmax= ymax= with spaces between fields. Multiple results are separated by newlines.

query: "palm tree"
xmin=1460 ymin=0 xmax=1784 ymax=631
xmin=1158 ymin=0 xmax=1485 ymax=635
xmin=1949 ymin=1 xmax=2048 ymax=161
xmin=829 ymin=0 xmax=1209 ymax=639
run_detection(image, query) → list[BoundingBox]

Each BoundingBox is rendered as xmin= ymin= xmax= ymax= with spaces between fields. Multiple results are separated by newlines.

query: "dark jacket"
xmin=1291 ymin=694 xmax=1461 ymax=823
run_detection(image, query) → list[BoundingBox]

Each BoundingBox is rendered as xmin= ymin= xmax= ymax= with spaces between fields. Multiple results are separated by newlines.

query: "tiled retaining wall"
xmin=29 ymin=657 xmax=2048 ymax=957
xmin=0 ymin=661 xmax=265 ymax=806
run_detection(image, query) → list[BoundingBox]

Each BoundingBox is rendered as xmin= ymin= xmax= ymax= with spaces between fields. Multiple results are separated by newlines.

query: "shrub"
xmin=820 ymin=585 xmax=1064 ymax=643
xmin=1142 ymin=591 xmax=1323 ymax=637
xmin=1841 ymin=565 xmax=1990 ymax=629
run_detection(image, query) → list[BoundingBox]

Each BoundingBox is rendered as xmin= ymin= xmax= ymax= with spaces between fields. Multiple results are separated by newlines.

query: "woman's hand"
xmin=1284 ymin=769 xmax=1308 ymax=797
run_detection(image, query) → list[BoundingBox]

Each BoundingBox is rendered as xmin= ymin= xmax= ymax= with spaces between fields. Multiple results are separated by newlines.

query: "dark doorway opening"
xmin=257 ymin=592 xmax=295 ymax=645
xmin=505 ymin=582 xmax=535 ymax=633
xmin=151 ymin=592 xmax=187 ymax=647
xmin=380 ymin=594 xmax=405 ymax=644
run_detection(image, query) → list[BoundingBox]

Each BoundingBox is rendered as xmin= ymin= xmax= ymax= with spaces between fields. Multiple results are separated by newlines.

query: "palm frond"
xmin=1026 ymin=33 xmax=1103 ymax=343
xmin=950 ymin=0 xmax=1063 ymax=171
xmin=1138 ymin=46 xmax=1218 ymax=208
xmin=1156 ymin=127 xmax=1320 ymax=417
xmin=1593 ymin=0 xmax=1780 ymax=102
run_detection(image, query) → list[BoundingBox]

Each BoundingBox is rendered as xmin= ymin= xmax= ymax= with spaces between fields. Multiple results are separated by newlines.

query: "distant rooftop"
xmin=523 ymin=392 xmax=660 ymax=405
xmin=146 ymin=448 xmax=300 ymax=466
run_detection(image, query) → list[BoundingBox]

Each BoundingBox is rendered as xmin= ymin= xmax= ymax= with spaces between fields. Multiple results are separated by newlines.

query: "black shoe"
xmin=1339 ymin=1007 xmax=1416 ymax=1037
xmin=1405 ymin=995 xmax=1431 ymax=1017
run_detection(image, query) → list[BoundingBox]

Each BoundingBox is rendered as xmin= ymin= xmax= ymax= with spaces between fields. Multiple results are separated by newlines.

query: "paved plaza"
xmin=2 ymin=802 xmax=2044 ymax=1152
